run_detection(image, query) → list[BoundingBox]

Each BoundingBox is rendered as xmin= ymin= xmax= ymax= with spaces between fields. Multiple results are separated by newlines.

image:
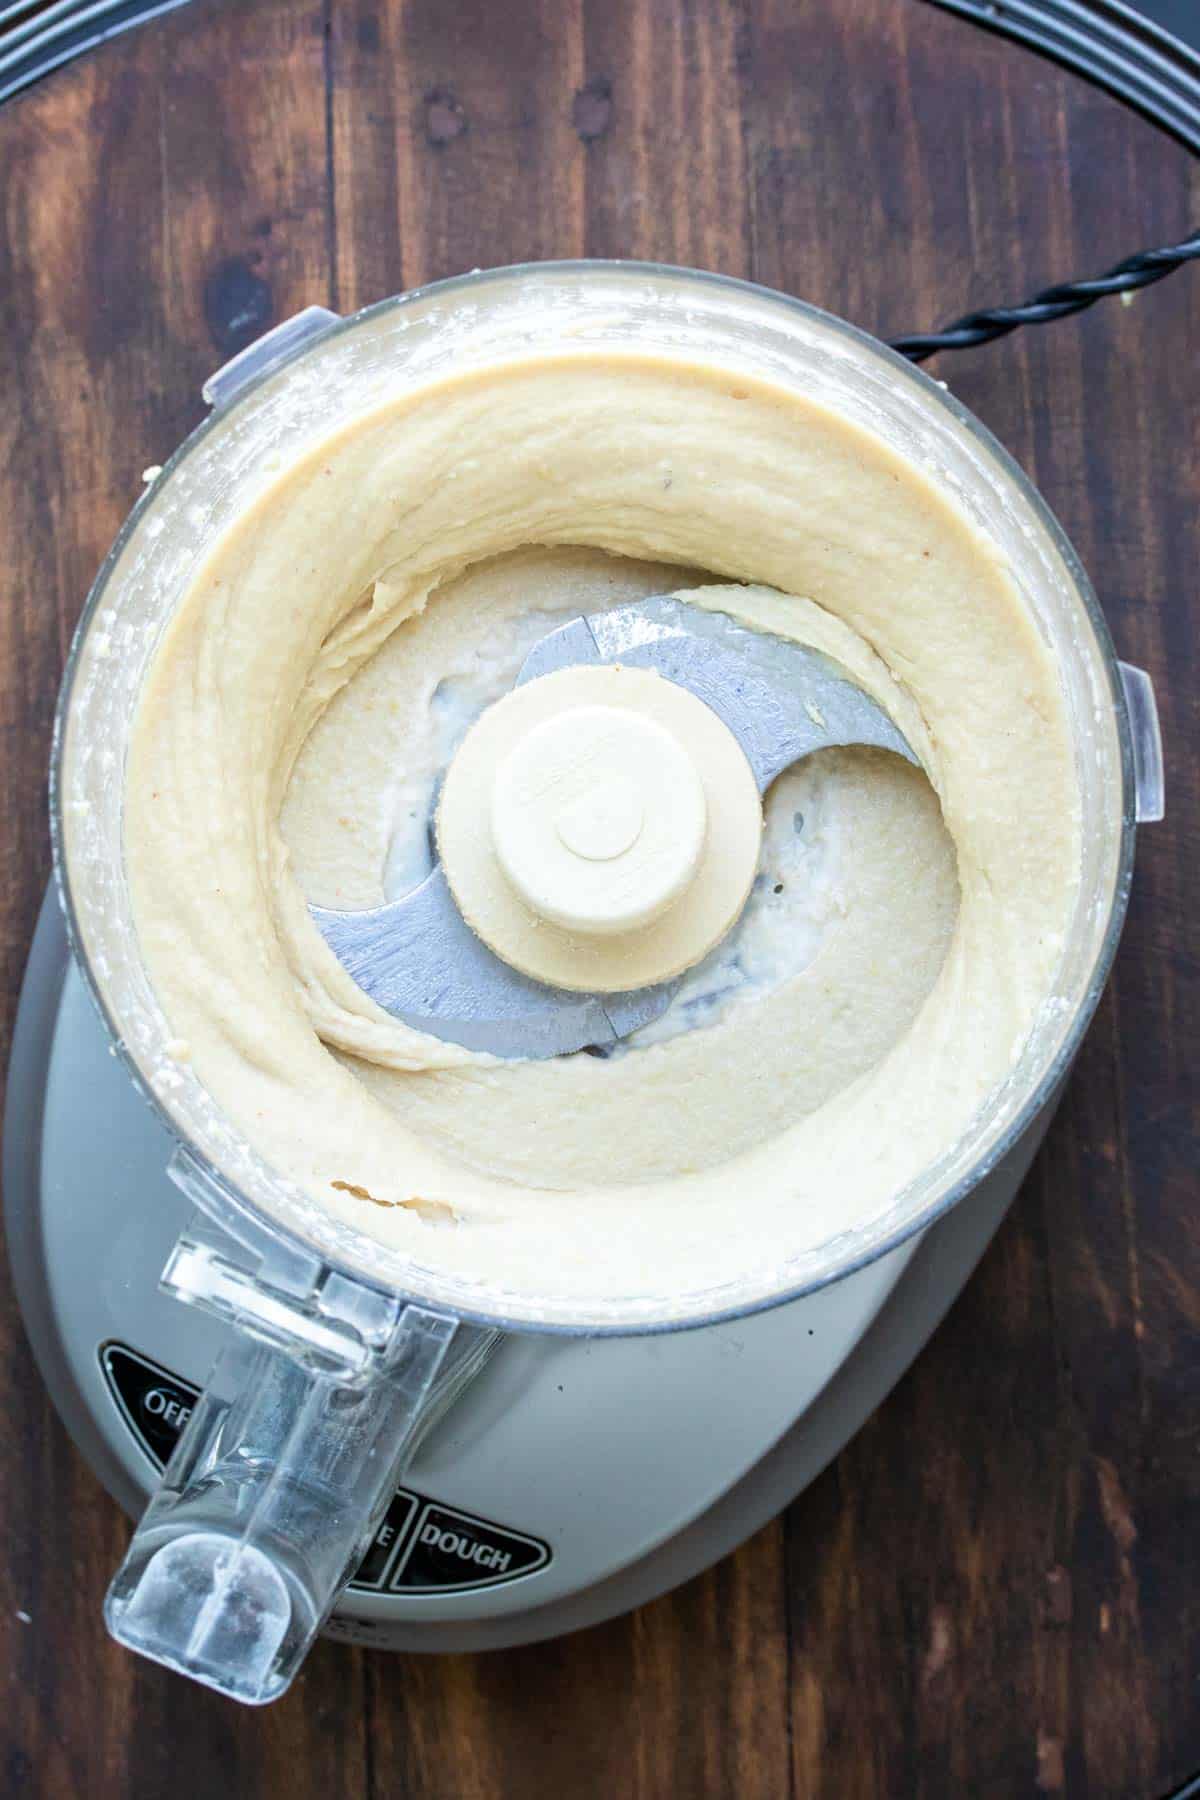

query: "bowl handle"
xmin=101 ymin=1148 xmax=500 ymax=1704
xmin=103 ymin=1294 xmax=459 ymax=1703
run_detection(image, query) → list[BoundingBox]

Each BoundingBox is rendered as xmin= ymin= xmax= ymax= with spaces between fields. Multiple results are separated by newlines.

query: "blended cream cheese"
xmin=124 ymin=353 xmax=1079 ymax=1302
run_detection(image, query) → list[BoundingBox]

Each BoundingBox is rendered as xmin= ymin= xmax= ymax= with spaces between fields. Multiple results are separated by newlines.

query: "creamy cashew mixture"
xmin=125 ymin=354 xmax=1079 ymax=1302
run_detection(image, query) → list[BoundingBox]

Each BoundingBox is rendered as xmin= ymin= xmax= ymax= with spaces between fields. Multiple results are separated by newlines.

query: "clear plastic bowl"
xmin=54 ymin=260 xmax=1139 ymax=1336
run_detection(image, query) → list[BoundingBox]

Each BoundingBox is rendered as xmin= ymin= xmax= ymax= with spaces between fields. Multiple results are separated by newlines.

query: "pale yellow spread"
xmin=124 ymin=354 xmax=1078 ymax=1301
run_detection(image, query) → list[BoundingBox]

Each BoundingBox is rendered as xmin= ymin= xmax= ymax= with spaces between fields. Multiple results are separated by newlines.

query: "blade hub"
xmin=436 ymin=663 xmax=760 ymax=993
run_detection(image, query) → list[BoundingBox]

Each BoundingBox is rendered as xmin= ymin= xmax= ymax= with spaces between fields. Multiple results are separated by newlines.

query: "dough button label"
xmin=98 ymin=1342 xmax=552 ymax=1594
xmin=386 ymin=1500 xmax=550 ymax=1593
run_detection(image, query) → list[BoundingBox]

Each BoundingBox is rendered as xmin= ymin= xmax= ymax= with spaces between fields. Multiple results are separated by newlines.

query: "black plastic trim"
xmin=0 ymin=2 xmax=1197 ymax=158
xmin=0 ymin=0 xmax=193 ymax=106
xmin=925 ymin=0 xmax=1200 ymax=155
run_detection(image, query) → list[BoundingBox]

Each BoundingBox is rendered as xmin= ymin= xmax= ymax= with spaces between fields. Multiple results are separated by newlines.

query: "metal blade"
xmin=310 ymin=597 xmax=917 ymax=1059
xmin=310 ymin=868 xmax=671 ymax=1060
xmin=580 ymin=597 xmax=918 ymax=787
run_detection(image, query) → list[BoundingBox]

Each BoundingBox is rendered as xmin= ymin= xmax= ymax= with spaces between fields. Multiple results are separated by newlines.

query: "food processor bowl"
xmin=50 ymin=263 xmax=1163 ymax=1700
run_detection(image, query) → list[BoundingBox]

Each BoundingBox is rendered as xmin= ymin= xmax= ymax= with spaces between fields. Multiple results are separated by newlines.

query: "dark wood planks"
xmin=738 ymin=9 xmax=1200 ymax=1797
xmin=0 ymin=6 xmax=366 ymax=1794
xmin=0 ymin=0 xmax=1195 ymax=1794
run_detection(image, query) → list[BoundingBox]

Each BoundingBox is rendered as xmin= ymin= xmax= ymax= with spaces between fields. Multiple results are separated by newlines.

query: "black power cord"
xmin=890 ymin=228 xmax=1200 ymax=361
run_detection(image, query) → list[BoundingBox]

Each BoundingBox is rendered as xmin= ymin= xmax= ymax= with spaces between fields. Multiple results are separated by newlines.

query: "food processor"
xmin=2 ymin=264 xmax=1164 ymax=1705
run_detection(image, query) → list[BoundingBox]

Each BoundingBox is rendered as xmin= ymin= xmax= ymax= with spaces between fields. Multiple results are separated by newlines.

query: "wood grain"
xmin=0 ymin=1 xmax=1196 ymax=1794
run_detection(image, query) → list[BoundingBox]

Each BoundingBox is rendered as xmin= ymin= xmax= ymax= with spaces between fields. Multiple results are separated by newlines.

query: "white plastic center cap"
xmin=554 ymin=776 xmax=644 ymax=861
xmin=491 ymin=705 xmax=708 ymax=937
xmin=437 ymin=663 xmax=763 ymax=993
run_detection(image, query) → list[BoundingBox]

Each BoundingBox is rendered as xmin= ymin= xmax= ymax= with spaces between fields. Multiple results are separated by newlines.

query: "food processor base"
xmin=4 ymin=892 xmax=1047 ymax=1654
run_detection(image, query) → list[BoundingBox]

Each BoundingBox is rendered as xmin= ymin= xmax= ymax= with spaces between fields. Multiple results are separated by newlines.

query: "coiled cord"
xmin=890 ymin=230 xmax=1200 ymax=361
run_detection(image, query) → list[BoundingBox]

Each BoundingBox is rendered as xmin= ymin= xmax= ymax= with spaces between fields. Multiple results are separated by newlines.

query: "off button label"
xmin=392 ymin=1501 xmax=551 ymax=1593
xmin=100 ymin=1342 xmax=200 ymax=1471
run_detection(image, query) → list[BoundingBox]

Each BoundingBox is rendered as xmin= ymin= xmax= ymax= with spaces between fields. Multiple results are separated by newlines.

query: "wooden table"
xmin=0 ymin=1 xmax=1196 ymax=1793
